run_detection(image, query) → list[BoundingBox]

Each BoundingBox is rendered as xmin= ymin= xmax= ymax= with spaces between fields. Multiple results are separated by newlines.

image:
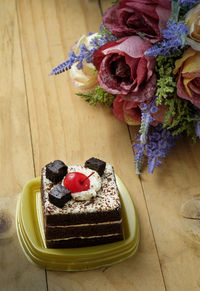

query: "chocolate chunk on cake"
xmin=46 ymin=160 xmax=68 ymax=183
xmin=49 ymin=184 xmax=71 ymax=208
xmin=40 ymin=159 xmax=123 ymax=248
xmin=85 ymin=157 xmax=106 ymax=176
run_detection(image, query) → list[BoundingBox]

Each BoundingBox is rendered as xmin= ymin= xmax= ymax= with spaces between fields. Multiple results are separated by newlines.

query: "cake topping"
xmin=49 ymin=184 xmax=71 ymax=208
xmin=85 ymin=157 xmax=106 ymax=176
xmin=62 ymin=167 xmax=101 ymax=201
xmin=63 ymin=172 xmax=91 ymax=193
xmin=43 ymin=164 xmax=120 ymax=214
xmin=46 ymin=160 xmax=68 ymax=183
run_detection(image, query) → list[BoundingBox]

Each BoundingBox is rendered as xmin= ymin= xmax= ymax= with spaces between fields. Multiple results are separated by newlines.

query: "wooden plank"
xmin=17 ymin=0 xmax=166 ymax=290
xmin=100 ymin=0 xmax=200 ymax=289
xmin=0 ymin=0 xmax=47 ymax=290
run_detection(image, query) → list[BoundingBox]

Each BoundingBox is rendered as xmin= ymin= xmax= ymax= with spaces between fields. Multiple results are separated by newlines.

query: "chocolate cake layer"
xmin=45 ymin=220 xmax=123 ymax=240
xmin=44 ymin=208 xmax=122 ymax=226
xmin=46 ymin=234 xmax=123 ymax=249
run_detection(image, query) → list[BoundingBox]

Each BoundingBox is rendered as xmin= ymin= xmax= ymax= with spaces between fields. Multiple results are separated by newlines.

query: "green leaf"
xmin=155 ymin=52 xmax=200 ymax=140
xmin=77 ymin=86 xmax=116 ymax=108
xmin=163 ymin=96 xmax=200 ymax=140
xmin=155 ymin=53 xmax=181 ymax=106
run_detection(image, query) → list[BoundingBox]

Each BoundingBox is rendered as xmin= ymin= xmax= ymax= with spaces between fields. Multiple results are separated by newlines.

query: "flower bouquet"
xmin=50 ymin=0 xmax=200 ymax=174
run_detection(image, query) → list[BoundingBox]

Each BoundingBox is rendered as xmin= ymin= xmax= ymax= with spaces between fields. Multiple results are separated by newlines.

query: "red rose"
xmin=93 ymin=36 xmax=156 ymax=103
xmin=103 ymin=0 xmax=171 ymax=43
xmin=113 ymin=95 xmax=141 ymax=125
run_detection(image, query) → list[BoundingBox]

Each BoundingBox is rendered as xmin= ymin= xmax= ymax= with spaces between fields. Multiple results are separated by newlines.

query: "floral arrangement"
xmin=50 ymin=0 xmax=200 ymax=174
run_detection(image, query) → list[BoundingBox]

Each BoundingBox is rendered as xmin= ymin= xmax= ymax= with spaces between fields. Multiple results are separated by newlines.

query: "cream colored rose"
xmin=173 ymin=47 xmax=200 ymax=107
xmin=185 ymin=4 xmax=200 ymax=51
xmin=69 ymin=34 xmax=98 ymax=90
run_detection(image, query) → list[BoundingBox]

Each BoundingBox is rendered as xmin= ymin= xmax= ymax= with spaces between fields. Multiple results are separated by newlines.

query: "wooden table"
xmin=1 ymin=0 xmax=200 ymax=290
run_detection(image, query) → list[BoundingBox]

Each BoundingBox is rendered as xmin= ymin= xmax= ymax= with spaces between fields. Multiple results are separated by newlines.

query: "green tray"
xmin=16 ymin=175 xmax=140 ymax=271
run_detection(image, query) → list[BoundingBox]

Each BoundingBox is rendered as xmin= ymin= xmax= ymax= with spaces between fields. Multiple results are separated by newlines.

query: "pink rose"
xmin=113 ymin=95 xmax=141 ymax=125
xmin=93 ymin=36 xmax=156 ymax=103
xmin=103 ymin=0 xmax=171 ymax=43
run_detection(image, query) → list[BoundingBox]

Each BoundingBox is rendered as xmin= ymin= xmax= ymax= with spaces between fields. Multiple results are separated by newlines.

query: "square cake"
xmin=40 ymin=158 xmax=123 ymax=248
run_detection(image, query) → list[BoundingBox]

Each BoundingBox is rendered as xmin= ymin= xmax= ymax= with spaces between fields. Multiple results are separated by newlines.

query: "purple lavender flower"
xmin=133 ymin=99 xmax=178 ymax=174
xmin=139 ymin=99 xmax=158 ymax=145
xmin=178 ymin=0 xmax=200 ymax=8
xmin=146 ymin=20 xmax=189 ymax=57
xmin=50 ymin=44 xmax=96 ymax=75
xmin=50 ymin=25 xmax=117 ymax=76
xmin=133 ymin=140 xmax=145 ymax=175
xmin=89 ymin=24 xmax=117 ymax=48
xmin=194 ymin=109 xmax=200 ymax=138
xmin=195 ymin=121 xmax=200 ymax=138
xmin=133 ymin=98 xmax=158 ymax=174
xmin=145 ymin=125 xmax=177 ymax=174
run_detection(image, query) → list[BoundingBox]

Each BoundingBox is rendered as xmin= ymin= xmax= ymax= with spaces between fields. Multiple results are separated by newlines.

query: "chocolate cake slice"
xmin=40 ymin=159 xmax=123 ymax=248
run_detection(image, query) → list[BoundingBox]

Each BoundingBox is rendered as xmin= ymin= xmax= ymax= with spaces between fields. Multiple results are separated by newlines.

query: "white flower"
xmin=70 ymin=34 xmax=98 ymax=89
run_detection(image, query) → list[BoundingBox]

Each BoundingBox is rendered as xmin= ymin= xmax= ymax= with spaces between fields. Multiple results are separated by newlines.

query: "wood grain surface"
xmin=0 ymin=0 xmax=47 ymax=290
xmin=1 ymin=0 xmax=200 ymax=290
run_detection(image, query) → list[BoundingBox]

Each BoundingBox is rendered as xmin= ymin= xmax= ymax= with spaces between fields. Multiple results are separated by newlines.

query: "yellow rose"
xmin=69 ymin=34 xmax=98 ymax=90
xmin=174 ymin=47 xmax=200 ymax=107
xmin=185 ymin=3 xmax=200 ymax=50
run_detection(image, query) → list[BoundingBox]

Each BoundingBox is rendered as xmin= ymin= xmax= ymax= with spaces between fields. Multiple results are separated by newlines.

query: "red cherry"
xmin=63 ymin=172 xmax=90 ymax=193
